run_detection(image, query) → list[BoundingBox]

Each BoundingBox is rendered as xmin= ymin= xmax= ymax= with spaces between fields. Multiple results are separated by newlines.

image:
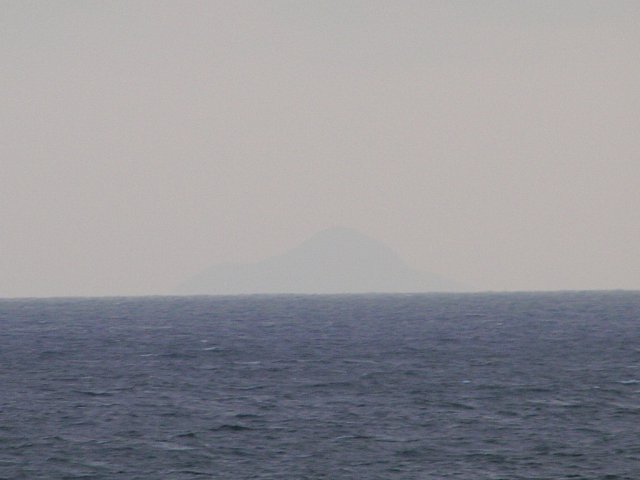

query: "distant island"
xmin=176 ymin=227 xmax=464 ymax=295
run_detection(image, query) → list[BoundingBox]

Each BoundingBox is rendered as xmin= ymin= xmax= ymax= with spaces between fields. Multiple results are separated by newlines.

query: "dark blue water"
xmin=1 ymin=292 xmax=639 ymax=479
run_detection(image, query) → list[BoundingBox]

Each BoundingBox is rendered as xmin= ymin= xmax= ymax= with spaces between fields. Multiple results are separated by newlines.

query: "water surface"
xmin=1 ymin=292 xmax=639 ymax=478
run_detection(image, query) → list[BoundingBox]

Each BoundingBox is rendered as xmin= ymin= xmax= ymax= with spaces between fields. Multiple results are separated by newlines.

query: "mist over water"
xmin=2 ymin=292 xmax=639 ymax=478
xmin=2 ymin=2 xmax=640 ymax=297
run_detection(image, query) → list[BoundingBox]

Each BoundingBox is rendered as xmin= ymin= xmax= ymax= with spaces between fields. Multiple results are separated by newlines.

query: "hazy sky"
xmin=2 ymin=1 xmax=639 ymax=297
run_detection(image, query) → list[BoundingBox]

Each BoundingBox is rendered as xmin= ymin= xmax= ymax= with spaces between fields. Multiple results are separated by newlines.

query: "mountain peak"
xmin=283 ymin=227 xmax=400 ymax=265
xmin=305 ymin=226 xmax=375 ymax=243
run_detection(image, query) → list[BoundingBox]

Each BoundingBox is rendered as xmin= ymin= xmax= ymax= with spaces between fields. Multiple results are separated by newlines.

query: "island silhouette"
xmin=176 ymin=227 xmax=463 ymax=295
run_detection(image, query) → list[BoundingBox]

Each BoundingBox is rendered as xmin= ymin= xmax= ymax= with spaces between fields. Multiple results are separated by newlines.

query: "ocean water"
xmin=1 ymin=292 xmax=639 ymax=479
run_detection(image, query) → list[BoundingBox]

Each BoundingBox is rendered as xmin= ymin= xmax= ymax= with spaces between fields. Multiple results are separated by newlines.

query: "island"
xmin=176 ymin=227 xmax=463 ymax=295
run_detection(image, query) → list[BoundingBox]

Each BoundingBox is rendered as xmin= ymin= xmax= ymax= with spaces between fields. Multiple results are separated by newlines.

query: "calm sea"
xmin=1 ymin=292 xmax=639 ymax=479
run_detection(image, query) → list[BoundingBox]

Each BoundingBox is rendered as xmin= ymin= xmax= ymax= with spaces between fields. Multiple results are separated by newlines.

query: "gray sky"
xmin=2 ymin=0 xmax=639 ymax=297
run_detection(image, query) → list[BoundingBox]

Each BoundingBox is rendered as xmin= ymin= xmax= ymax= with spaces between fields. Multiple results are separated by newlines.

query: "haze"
xmin=2 ymin=1 xmax=639 ymax=297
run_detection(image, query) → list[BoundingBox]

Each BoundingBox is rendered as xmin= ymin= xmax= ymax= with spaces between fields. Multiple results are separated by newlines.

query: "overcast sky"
xmin=2 ymin=1 xmax=639 ymax=297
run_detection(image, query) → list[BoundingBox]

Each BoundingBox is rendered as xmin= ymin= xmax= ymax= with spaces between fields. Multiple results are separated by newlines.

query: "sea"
xmin=1 ymin=291 xmax=639 ymax=479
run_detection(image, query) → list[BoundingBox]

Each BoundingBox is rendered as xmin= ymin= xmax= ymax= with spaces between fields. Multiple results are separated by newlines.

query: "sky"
xmin=2 ymin=0 xmax=639 ymax=297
